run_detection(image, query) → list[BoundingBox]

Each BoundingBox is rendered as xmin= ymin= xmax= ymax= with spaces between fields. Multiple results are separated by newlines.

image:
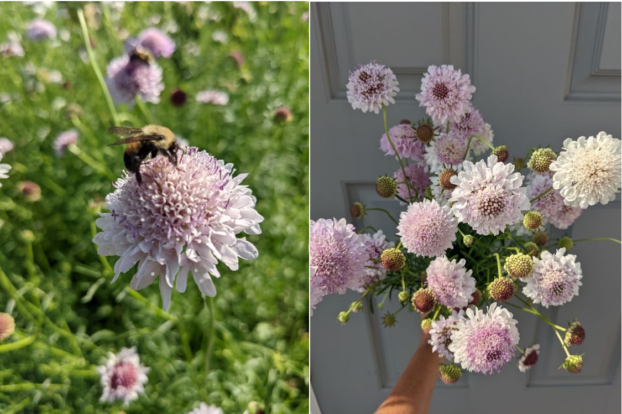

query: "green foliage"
xmin=0 ymin=2 xmax=309 ymax=413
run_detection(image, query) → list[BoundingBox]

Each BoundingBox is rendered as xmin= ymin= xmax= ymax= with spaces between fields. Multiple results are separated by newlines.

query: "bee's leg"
xmin=161 ymin=148 xmax=177 ymax=166
xmin=135 ymin=170 xmax=143 ymax=184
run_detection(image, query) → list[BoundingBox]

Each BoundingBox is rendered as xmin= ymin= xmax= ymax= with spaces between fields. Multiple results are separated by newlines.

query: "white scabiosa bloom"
xmin=450 ymin=155 xmax=530 ymax=235
xmin=97 ymin=347 xmax=149 ymax=405
xmin=518 ymin=344 xmax=539 ymax=372
xmin=429 ymin=311 xmax=463 ymax=359
xmin=550 ymin=132 xmax=621 ymax=208
xmin=522 ymin=248 xmax=582 ymax=307
xmin=93 ymin=147 xmax=263 ymax=310
xmin=470 ymin=123 xmax=494 ymax=156
xmin=449 ymin=303 xmax=519 ymax=374
xmin=187 ymin=403 xmax=224 ymax=414
xmin=426 ymin=256 xmax=476 ymax=309
xmin=346 ymin=61 xmax=400 ymax=114
xmin=0 ymin=151 xmax=11 ymax=187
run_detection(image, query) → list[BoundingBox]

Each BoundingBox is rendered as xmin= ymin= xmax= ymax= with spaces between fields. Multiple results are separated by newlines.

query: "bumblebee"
xmin=108 ymin=125 xmax=179 ymax=184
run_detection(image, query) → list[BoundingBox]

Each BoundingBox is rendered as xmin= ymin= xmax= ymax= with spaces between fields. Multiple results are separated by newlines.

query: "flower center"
xmin=110 ymin=361 xmax=137 ymax=389
xmin=523 ymin=350 xmax=539 ymax=366
xmin=432 ymin=82 xmax=449 ymax=100
xmin=476 ymin=189 xmax=506 ymax=218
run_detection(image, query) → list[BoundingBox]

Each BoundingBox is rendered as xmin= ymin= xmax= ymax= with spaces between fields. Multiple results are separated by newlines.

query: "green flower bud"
xmin=559 ymin=236 xmax=574 ymax=251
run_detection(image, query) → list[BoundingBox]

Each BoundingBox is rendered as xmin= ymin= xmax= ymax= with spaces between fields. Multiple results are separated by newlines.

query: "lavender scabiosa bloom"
xmin=0 ymin=138 xmax=13 ymax=154
xmin=518 ymin=344 xmax=540 ymax=372
xmin=450 ymin=155 xmax=530 ymax=235
xmin=0 ymin=32 xmax=24 ymax=58
xmin=550 ymin=132 xmax=621 ymax=208
xmin=526 ymin=173 xmax=563 ymax=223
xmin=346 ymin=61 xmax=400 ymax=114
xmin=27 ymin=19 xmax=56 ymax=41
xmin=380 ymin=124 xmax=426 ymax=165
xmin=310 ymin=218 xmax=369 ymax=299
xmin=93 ymin=147 xmax=263 ymax=310
xmin=397 ymin=199 xmax=458 ymax=257
xmin=310 ymin=267 xmax=324 ymax=315
xmin=137 ymin=28 xmax=176 ymax=58
xmin=446 ymin=103 xmax=485 ymax=142
xmin=429 ymin=311 xmax=463 ymax=360
xmin=196 ymin=90 xmax=229 ymax=106
xmin=449 ymin=303 xmax=519 ymax=374
xmin=548 ymin=204 xmax=582 ymax=230
xmin=426 ymin=257 xmax=476 ymax=309
xmin=53 ymin=129 xmax=79 ymax=157
xmin=354 ymin=230 xmax=394 ymax=291
xmin=106 ymin=55 xmax=164 ymax=106
xmin=424 ymin=133 xmax=469 ymax=173
xmin=522 ymin=248 xmax=582 ymax=308
xmin=416 ymin=65 xmax=476 ymax=123
xmin=187 ymin=403 xmax=224 ymax=414
xmin=0 ymin=152 xmax=11 ymax=187
xmin=393 ymin=165 xmax=431 ymax=203
xmin=97 ymin=347 xmax=149 ymax=405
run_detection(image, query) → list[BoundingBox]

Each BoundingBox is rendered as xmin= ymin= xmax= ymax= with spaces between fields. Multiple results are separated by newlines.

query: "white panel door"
xmin=310 ymin=3 xmax=621 ymax=414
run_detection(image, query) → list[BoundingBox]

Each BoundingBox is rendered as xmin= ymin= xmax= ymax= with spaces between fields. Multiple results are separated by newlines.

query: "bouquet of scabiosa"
xmin=310 ymin=61 xmax=621 ymax=382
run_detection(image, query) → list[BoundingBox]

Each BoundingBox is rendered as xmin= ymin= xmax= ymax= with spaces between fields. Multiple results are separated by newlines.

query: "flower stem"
xmin=382 ymin=104 xmax=414 ymax=200
xmin=464 ymin=134 xmax=495 ymax=160
xmin=554 ymin=327 xmax=571 ymax=357
xmin=573 ymin=237 xmax=621 ymax=245
xmin=366 ymin=208 xmax=398 ymax=225
xmin=204 ymin=297 xmax=216 ymax=374
xmin=432 ymin=306 xmax=441 ymax=320
xmin=0 ymin=336 xmax=36 ymax=353
xmin=530 ymin=185 xmax=553 ymax=203
xmin=492 ymin=253 xmax=502 ymax=278
xmin=515 ymin=344 xmax=524 ymax=354
xmin=357 ymin=226 xmax=378 ymax=234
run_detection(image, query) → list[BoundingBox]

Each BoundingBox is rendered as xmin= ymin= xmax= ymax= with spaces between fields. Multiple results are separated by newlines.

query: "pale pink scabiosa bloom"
xmin=354 ymin=230 xmax=394 ymax=291
xmin=470 ymin=123 xmax=494 ymax=156
xmin=187 ymin=403 xmax=224 ymax=414
xmin=522 ymin=248 xmax=582 ymax=308
xmin=550 ymin=132 xmax=621 ymax=209
xmin=346 ymin=61 xmax=400 ymax=114
xmin=196 ymin=90 xmax=229 ymax=106
xmin=526 ymin=173 xmax=564 ymax=223
xmin=53 ymin=129 xmax=79 ymax=157
xmin=106 ymin=55 xmax=164 ymax=106
xmin=397 ymin=199 xmax=457 ymax=257
xmin=380 ymin=124 xmax=426 ymax=165
xmin=416 ymin=65 xmax=476 ymax=124
xmin=0 ymin=152 xmax=10 ymax=188
xmin=449 ymin=303 xmax=519 ymax=374
xmin=137 ymin=28 xmax=176 ymax=58
xmin=310 ymin=267 xmax=324 ymax=315
xmin=310 ymin=218 xmax=369 ymax=302
xmin=93 ymin=147 xmax=263 ymax=310
xmin=27 ymin=19 xmax=56 ymax=41
xmin=0 ymin=138 xmax=13 ymax=154
xmin=548 ymin=204 xmax=582 ymax=230
xmin=97 ymin=347 xmax=149 ymax=405
xmin=450 ymin=155 xmax=530 ymax=235
xmin=424 ymin=133 xmax=469 ymax=173
xmin=429 ymin=311 xmax=463 ymax=360
xmin=518 ymin=344 xmax=539 ymax=372
xmin=393 ymin=165 xmax=431 ymax=203
xmin=426 ymin=257 xmax=476 ymax=309
xmin=0 ymin=32 xmax=24 ymax=58
xmin=444 ymin=103 xmax=485 ymax=143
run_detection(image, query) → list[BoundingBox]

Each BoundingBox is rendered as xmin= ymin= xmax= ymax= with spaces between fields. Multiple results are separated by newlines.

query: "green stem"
xmin=382 ymin=104 xmax=414 ymax=200
xmin=573 ymin=237 xmax=621 ymax=245
xmin=0 ymin=383 xmax=67 ymax=392
xmin=457 ymin=228 xmax=466 ymax=238
xmin=77 ymin=9 xmax=119 ymax=125
xmin=432 ymin=306 xmax=441 ymax=320
xmin=0 ymin=336 xmax=36 ymax=353
xmin=135 ymin=96 xmax=154 ymax=124
xmin=366 ymin=208 xmax=398 ymax=225
xmin=68 ymin=145 xmax=116 ymax=181
xmin=530 ymin=185 xmax=553 ymax=203
xmin=515 ymin=344 xmax=524 ymax=354
xmin=357 ymin=226 xmax=378 ymax=234
xmin=464 ymin=134 xmax=495 ymax=160
xmin=125 ymin=288 xmax=177 ymax=321
xmin=492 ymin=253 xmax=502 ymax=278
xmin=554 ymin=327 xmax=571 ymax=357
xmin=205 ymin=297 xmax=215 ymax=374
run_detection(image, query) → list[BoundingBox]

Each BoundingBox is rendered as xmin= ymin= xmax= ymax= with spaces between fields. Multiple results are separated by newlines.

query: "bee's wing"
xmin=108 ymin=126 xmax=144 ymax=138
xmin=108 ymin=135 xmax=161 ymax=146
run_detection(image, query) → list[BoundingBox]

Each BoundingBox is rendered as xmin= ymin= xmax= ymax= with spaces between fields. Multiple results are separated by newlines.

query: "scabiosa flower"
xmin=531 ymin=231 xmax=548 ymax=247
xmin=0 ymin=32 xmax=24 ymax=57
xmin=504 ymin=253 xmax=533 ymax=279
xmin=53 ymin=129 xmax=78 ymax=157
xmin=354 ymin=230 xmax=394 ymax=291
xmin=429 ymin=311 xmax=462 ymax=359
xmin=412 ymin=288 xmax=437 ymax=313
xmin=548 ymin=204 xmax=582 ymax=230
xmin=380 ymin=124 xmax=426 ymax=164
xmin=381 ymin=248 xmax=405 ymax=271
xmin=0 ymin=313 xmax=15 ymax=341
xmin=450 ymin=155 xmax=530 ymax=235
xmin=414 ymin=118 xmax=437 ymax=144
xmin=471 ymin=123 xmax=494 ymax=156
xmin=310 ymin=218 xmax=368 ymax=299
xmin=449 ymin=303 xmax=519 ymax=374
xmin=106 ymin=55 xmax=164 ymax=106
xmin=97 ymin=347 xmax=149 ymax=405
xmin=170 ymin=88 xmax=187 ymax=107
xmin=310 ymin=267 xmax=323 ymax=315
xmin=528 ymin=148 xmax=556 ymax=174
xmin=17 ymin=181 xmax=41 ymax=202
xmin=393 ymin=165 xmax=431 ymax=203
xmin=27 ymin=19 xmax=56 ymax=41
xmin=93 ymin=147 xmax=263 ymax=310
xmin=550 ymin=132 xmax=621 ymax=208
xmin=565 ymin=320 xmax=585 ymax=346
xmin=430 ymin=172 xmax=458 ymax=207
xmin=526 ymin=173 xmax=564 ymax=223
xmin=445 ymin=103 xmax=485 ymax=142
xmin=350 ymin=202 xmax=365 ymax=219
xmin=489 ymin=277 xmax=515 ymax=302
xmin=346 ymin=61 xmax=400 ymax=114
xmin=562 ymin=355 xmax=583 ymax=373
xmin=416 ymin=65 xmax=476 ymax=123
xmin=376 ymin=175 xmax=398 ymax=198
xmin=518 ymin=344 xmax=539 ymax=372
xmin=558 ymin=236 xmax=574 ymax=251
xmin=424 ymin=133 xmax=469 ymax=173
xmin=196 ymin=90 xmax=229 ymax=105
xmin=421 ymin=318 xmax=434 ymax=335
xmin=523 ymin=211 xmax=542 ymax=230
xmin=426 ymin=257 xmax=476 ymax=309
xmin=186 ymin=403 xmax=224 ymax=414
xmin=0 ymin=153 xmax=11 ymax=188
xmin=274 ymin=107 xmax=293 ymax=123
xmin=523 ymin=248 xmax=582 ymax=308
xmin=439 ymin=364 xmax=462 ymax=384
xmin=397 ymin=199 xmax=457 ymax=257
xmin=0 ymin=138 xmax=13 ymax=154
xmin=137 ymin=28 xmax=176 ymax=58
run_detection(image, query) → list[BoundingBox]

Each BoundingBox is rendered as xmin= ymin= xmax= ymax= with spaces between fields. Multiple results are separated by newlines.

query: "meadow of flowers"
xmin=0 ymin=2 xmax=309 ymax=413
xmin=310 ymin=61 xmax=621 ymax=383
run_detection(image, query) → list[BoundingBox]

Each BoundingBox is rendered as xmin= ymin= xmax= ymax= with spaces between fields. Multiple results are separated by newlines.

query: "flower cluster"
xmin=313 ymin=61 xmax=620 ymax=380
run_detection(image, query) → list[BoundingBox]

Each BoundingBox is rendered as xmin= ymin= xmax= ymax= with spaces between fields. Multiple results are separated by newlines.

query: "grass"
xmin=0 ymin=2 xmax=309 ymax=413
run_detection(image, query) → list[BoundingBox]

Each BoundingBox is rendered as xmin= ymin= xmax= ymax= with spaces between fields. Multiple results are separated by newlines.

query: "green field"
xmin=0 ymin=2 xmax=309 ymax=413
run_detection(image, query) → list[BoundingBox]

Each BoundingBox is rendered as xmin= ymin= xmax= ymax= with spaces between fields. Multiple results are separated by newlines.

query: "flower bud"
xmin=412 ymin=288 xmax=437 ymax=314
xmin=351 ymin=301 xmax=363 ymax=313
xmin=376 ymin=176 xmax=398 ymax=198
xmin=381 ymin=248 xmax=405 ymax=271
xmin=382 ymin=313 xmax=397 ymax=328
xmin=531 ymin=231 xmax=548 ymax=247
xmin=559 ymin=236 xmax=574 ymax=251
xmin=492 ymin=145 xmax=509 ymax=163
xmin=489 ymin=277 xmax=515 ymax=302
xmin=523 ymin=211 xmax=542 ymax=230
xmin=463 ymin=234 xmax=474 ymax=247
xmin=421 ymin=319 xmax=433 ymax=335
xmin=561 ymin=355 xmax=583 ymax=374
xmin=528 ymin=148 xmax=556 ymax=173
xmin=274 ymin=107 xmax=293 ymax=123
xmin=415 ymin=119 xmax=435 ymax=144
xmin=439 ymin=364 xmax=462 ymax=384
xmin=524 ymin=242 xmax=539 ymax=256
xmin=20 ymin=230 xmax=35 ymax=244
xmin=17 ymin=181 xmax=41 ymax=202
xmin=0 ymin=313 xmax=15 ymax=341
xmin=350 ymin=202 xmax=365 ymax=219
xmin=564 ymin=320 xmax=585 ymax=347
xmin=504 ymin=253 xmax=533 ymax=278
xmin=337 ymin=312 xmax=350 ymax=325
xmin=438 ymin=168 xmax=458 ymax=190
xmin=398 ymin=291 xmax=410 ymax=304
xmin=170 ymin=88 xmax=187 ymax=107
